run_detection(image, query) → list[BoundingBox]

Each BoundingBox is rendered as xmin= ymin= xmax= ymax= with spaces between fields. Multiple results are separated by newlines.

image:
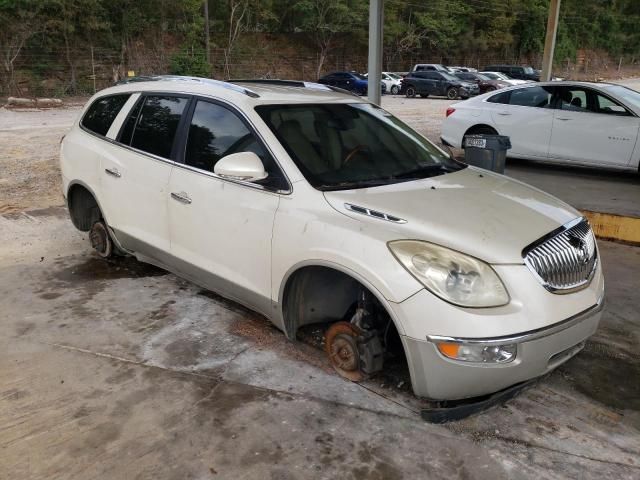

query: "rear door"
xmin=100 ymin=93 xmax=190 ymax=254
xmin=167 ymin=98 xmax=288 ymax=316
xmin=548 ymin=86 xmax=639 ymax=167
xmin=488 ymin=85 xmax=556 ymax=158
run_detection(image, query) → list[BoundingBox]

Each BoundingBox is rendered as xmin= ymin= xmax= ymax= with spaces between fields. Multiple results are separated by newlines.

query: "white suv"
xmin=61 ymin=76 xmax=604 ymax=401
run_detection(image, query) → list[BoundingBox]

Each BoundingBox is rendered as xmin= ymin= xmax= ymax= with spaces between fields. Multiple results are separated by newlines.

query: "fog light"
xmin=436 ymin=342 xmax=516 ymax=364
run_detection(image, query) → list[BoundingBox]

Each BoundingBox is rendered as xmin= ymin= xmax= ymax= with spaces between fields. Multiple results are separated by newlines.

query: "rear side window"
xmin=509 ymin=86 xmax=554 ymax=108
xmin=81 ymin=94 xmax=130 ymax=136
xmin=130 ymin=95 xmax=189 ymax=159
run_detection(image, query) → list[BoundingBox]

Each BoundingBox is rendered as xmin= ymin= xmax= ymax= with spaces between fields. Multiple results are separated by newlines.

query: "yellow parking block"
xmin=582 ymin=210 xmax=640 ymax=245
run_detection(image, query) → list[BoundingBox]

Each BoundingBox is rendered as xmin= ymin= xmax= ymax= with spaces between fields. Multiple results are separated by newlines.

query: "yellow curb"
xmin=582 ymin=210 xmax=640 ymax=245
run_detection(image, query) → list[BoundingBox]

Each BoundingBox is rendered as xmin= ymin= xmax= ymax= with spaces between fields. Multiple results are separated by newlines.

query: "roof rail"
xmin=115 ymin=75 xmax=260 ymax=98
xmin=228 ymin=78 xmax=358 ymax=96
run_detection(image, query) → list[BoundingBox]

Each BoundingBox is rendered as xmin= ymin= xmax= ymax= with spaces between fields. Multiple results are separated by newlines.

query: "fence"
xmin=2 ymin=47 xmax=638 ymax=98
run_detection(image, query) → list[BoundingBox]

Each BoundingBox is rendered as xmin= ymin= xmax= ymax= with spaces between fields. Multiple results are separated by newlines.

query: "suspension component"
xmin=325 ymin=321 xmax=384 ymax=382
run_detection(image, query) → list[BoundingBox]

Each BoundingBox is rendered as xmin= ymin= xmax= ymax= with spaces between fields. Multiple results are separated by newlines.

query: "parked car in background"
xmin=441 ymin=81 xmax=640 ymax=171
xmin=483 ymin=65 xmax=540 ymax=82
xmin=447 ymin=66 xmax=477 ymax=73
xmin=401 ymin=71 xmax=479 ymax=99
xmin=318 ymin=72 xmax=386 ymax=95
xmin=62 ymin=75 xmax=604 ymax=402
xmin=411 ymin=63 xmax=450 ymax=73
xmin=453 ymin=72 xmax=509 ymax=93
xmin=364 ymin=71 xmax=402 ymax=94
xmin=480 ymin=71 xmax=532 ymax=86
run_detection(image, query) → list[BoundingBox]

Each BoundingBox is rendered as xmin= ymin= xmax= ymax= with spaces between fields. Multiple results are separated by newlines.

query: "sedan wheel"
xmin=406 ymin=86 xmax=416 ymax=98
xmin=447 ymin=88 xmax=458 ymax=100
xmin=391 ymin=85 xmax=399 ymax=95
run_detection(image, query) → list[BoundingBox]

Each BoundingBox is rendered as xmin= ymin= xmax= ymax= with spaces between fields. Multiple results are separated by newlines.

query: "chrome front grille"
xmin=523 ymin=218 xmax=597 ymax=293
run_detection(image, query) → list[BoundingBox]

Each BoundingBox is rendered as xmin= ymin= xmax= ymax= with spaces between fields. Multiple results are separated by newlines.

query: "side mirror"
xmin=214 ymin=151 xmax=268 ymax=182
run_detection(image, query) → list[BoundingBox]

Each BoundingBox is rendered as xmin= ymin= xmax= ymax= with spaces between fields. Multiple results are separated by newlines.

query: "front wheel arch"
xmin=278 ymin=262 xmax=406 ymax=340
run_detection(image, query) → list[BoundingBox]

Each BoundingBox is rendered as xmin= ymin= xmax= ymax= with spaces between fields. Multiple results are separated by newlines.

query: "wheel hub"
xmin=325 ymin=322 xmax=364 ymax=382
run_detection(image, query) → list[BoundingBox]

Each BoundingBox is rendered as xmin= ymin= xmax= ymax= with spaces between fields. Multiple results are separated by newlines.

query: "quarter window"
xmin=487 ymin=91 xmax=511 ymax=104
xmin=130 ymin=95 xmax=189 ymax=159
xmin=185 ymin=101 xmax=286 ymax=189
xmin=81 ymin=94 xmax=130 ymax=136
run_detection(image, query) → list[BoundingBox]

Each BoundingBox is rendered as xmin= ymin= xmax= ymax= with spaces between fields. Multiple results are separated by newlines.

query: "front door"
xmin=100 ymin=94 xmax=190 ymax=254
xmin=167 ymin=99 xmax=288 ymax=317
xmin=548 ymin=86 xmax=640 ymax=167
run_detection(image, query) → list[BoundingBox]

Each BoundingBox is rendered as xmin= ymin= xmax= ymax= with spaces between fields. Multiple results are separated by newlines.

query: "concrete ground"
xmin=1 ymin=81 xmax=640 ymax=479
xmin=1 ymin=205 xmax=639 ymax=480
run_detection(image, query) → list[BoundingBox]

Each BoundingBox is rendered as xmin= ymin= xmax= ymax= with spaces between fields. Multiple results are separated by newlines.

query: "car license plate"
xmin=466 ymin=137 xmax=486 ymax=148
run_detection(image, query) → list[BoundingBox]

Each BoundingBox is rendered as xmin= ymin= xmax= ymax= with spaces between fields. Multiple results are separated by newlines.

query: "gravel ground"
xmin=1 ymin=77 xmax=639 ymax=212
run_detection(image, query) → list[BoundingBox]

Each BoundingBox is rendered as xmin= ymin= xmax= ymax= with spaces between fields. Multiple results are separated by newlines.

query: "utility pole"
xmin=367 ymin=0 xmax=384 ymax=105
xmin=204 ymin=0 xmax=211 ymax=66
xmin=541 ymin=0 xmax=561 ymax=81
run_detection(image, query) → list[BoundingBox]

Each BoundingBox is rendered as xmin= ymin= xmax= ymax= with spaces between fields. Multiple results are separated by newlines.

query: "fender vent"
xmin=344 ymin=203 xmax=407 ymax=224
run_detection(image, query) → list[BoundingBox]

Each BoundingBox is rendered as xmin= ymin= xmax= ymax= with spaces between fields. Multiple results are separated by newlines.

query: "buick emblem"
xmin=568 ymin=234 xmax=589 ymax=264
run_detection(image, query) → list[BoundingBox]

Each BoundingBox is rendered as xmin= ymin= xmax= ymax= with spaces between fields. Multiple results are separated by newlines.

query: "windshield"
xmin=255 ymin=103 xmax=464 ymax=190
xmin=476 ymin=74 xmax=490 ymax=80
xmin=605 ymin=85 xmax=640 ymax=111
xmin=388 ymin=73 xmax=402 ymax=79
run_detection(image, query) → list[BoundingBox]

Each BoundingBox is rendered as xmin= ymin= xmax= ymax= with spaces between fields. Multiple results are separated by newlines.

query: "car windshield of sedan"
xmin=605 ymin=85 xmax=640 ymax=111
xmin=255 ymin=103 xmax=464 ymax=190
xmin=440 ymin=73 xmax=460 ymax=82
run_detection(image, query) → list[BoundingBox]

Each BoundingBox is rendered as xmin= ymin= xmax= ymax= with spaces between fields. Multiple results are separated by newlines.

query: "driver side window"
xmin=184 ymin=100 xmax=287 ymax=189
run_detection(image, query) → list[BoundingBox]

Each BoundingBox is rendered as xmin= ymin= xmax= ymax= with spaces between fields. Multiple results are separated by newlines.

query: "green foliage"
xmin=1 ymin=0 xmax=640 ymax=95
xmin=170 ymin=48 xmax=210 ymax=77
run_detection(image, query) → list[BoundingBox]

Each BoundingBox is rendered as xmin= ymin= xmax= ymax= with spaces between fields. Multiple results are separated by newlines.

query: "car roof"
xmin=93 ymin=76 xmax=363 ymax=105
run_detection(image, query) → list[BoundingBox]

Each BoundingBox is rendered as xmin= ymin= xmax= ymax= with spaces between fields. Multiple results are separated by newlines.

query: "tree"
xmin=293 ymin=0 xmax=366 ymax=79
xmin=0 ymin=0 xmax=46 ymax=94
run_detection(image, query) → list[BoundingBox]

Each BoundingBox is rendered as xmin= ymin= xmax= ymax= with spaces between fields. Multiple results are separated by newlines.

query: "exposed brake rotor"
xmin=325 ymin=321 xmax=364 ymax=382
xmin=89 ymin=221 xmax=113 ymax=258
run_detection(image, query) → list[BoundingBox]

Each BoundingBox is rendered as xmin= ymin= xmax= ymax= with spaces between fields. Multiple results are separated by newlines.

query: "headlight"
xmin=388 ymin=240 xmax=509 ymax=307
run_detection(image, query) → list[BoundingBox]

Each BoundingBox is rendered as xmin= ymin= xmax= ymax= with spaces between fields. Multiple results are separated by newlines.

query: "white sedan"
xmin=441 ymin=81 xmax=640 ymax=170
xmin=479 ymin=71 xmax=532 ymax=86
xmin=364 ymin=71 xmax=403 ymax=94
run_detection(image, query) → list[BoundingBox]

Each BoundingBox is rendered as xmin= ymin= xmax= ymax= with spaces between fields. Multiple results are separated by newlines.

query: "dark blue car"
xmin=318 ymin=72 xmax=386 ymax=95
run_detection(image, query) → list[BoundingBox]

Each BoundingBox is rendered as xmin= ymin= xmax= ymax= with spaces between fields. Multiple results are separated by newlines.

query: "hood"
xmin=323 ymin=168 xmax=581 ymax=264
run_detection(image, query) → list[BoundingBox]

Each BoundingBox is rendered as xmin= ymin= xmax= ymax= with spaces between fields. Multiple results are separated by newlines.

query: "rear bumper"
xmin=401 ymin=299 xmax=603 ymax=400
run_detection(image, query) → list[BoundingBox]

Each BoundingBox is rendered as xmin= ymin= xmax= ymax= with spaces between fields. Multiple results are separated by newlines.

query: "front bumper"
xmin=400 ymin=299 xmax=603 ymax=400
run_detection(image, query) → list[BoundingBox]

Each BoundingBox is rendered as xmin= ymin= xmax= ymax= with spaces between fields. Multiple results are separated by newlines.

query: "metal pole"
xmin=367 ymin=0 xmax=384 ymax=105
xmin=541 ymin=0 xmax=561 ymax=81
xmin=204 ymin=0 xmax=211 ymax=66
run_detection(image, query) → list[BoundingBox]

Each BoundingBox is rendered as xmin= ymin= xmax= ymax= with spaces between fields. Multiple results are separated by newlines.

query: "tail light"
xmin=446 ymin=108 xmax=456 ymax=117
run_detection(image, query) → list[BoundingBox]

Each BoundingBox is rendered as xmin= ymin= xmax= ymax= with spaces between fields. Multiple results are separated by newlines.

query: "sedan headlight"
xmin=388 ymin=240 xmax=509 ymax=307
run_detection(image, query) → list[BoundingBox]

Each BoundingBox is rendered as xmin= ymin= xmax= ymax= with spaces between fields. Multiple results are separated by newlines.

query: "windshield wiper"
xmin=316 ymin=179 xmax=395 ymax=191
xmin=392 ymin=164 xmax=451 ymax=179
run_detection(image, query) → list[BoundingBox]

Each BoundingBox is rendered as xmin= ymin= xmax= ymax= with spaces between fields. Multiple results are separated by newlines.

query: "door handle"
xmin=556 ymin=117 xmax=571 ymax=121
xmin=104 ymin=167 xmax=121 ymax=178
xmin=496 ymin=111 xmax=512 ymax=116
xmin=170 ymin=191 xmax=192 ymax=204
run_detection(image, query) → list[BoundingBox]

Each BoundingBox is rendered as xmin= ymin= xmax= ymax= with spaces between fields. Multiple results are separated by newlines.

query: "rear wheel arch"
xmin=464 ymin=124 xmax=498 ymax=137
xmin=66 ymin=182 xmax=104 ymax=231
